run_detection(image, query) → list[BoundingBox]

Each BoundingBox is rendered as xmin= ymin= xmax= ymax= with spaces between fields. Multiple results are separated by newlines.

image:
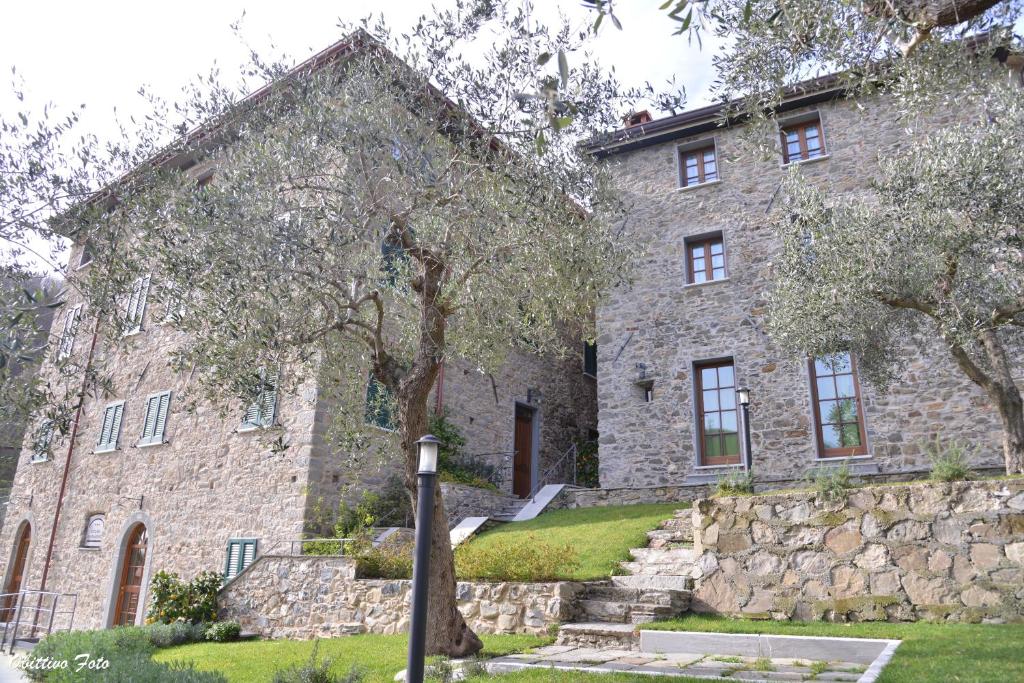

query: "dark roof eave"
xmin=587 ymin=84 xmax=846 ymax=158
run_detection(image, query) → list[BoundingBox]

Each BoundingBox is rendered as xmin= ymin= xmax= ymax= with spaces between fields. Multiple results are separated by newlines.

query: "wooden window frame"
xmin=686 ymin=235 xmax=727 ymax=284
xmin=808 ymin=354 xmax=868 ymax=458
xmin=678 ymin=144 xmax=719 ymax=187
xmin=695 ymin=359 xmax=742 ymax=466
xmin=780 ymin=117 xmax=825 ymax=164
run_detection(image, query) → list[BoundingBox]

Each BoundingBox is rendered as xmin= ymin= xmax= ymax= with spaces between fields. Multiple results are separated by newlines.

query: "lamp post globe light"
xmin=406 ymin=434 xmax=441 ymax=683
xmin=736 ymin=388 xmax=753 ymax=474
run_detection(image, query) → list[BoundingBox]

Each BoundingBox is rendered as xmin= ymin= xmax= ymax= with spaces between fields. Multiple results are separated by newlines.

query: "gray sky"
xmin=0 ymin=1 xmax=720 ymax=272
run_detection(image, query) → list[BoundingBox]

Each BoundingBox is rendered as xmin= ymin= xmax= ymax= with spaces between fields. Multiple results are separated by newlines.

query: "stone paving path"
xmin=488 ymin=645 xmax=868 ymax=681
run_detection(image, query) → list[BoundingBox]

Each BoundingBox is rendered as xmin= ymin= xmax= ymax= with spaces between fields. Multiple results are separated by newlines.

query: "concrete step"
xmin=611 ymin=574 xmax=693 ymax=591
xmin=645 ymin=529 xmax=690 ymax=548
xmin=577 ymin=599 xmax=631 ymax=623
xmin=555 ymin=622 xmax=638 ymax=649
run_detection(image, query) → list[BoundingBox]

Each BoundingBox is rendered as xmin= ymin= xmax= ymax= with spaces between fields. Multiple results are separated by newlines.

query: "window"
xmin=781 ymin=117 xmax=825 ymax=164
xmin=123 ymin=275 xmax=151 ymax=335
xmin=139 ymin=391 xmax=171 ymax=446
xmin=696 ymin=360 xmax=740 ymax=465
xmin=241 ymin=371 xmax=277 ymax=429
xmin=31 ymin=419 xmax=54 ymax=462
xmin=82 ymin=514 xmax=104 ymax=549
xmin=687 ymin=235 xmax=727 ymax=284
xmin=57 ymin=304 xmax=82 ymax=361
xmin=365 ymin=377 xmax=395 ymax=430
xmin=224 ymin=539 xmax=257 ymax=581
xmin=809 ymin=353 xmax=867 ymax=457
xmin=679 ymin=145 xmax=718 ymax=187
xmin=78 ymin=242 xmax=94 ymax=268
xmin=583 ymin=342 xmax=597 ymax=377
xmin=96 ymin=401 xmax=125 ymax=453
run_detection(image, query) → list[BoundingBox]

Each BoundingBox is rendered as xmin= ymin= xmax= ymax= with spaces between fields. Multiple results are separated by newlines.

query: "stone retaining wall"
xmin=690 ymin=479 xmax=1024 ymax=623
xmin=441 ymin=483 xmax=516 ymax=525
xmin=218 ymin=553 xmax=581 ymax=639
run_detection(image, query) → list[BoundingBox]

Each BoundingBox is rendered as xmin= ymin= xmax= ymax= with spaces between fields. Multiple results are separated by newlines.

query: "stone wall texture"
xmin=595 ymin=92 xmax=1012 ymax=488
xmin=690 ymin=479 xmax=1024 ymax=623
xmin=218 ymin=553 xmax=581 ymax=639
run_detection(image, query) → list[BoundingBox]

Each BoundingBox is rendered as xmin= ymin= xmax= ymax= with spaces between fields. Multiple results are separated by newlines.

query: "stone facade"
xmin=689 ymin=479 xmax=1024 ymax=622
xmin=218 ymin=553 xmax=581 ymax=639
xmin=594 ymin=91 xmax=1012 ymax=488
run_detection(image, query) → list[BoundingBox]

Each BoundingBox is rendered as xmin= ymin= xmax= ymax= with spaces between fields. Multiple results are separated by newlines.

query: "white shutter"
xmin=259 ymin=373 xmax=278 ymax=426
xmin=124 ymin=275 xmax=150 ymax=333
xmin=226 ymin=542 xmax=241 ymax=579
xmin=153 ymin=392 xmax=170 ymax=442
xmin=141 ymin=395 xmax=159 ymax=443
xmin=242 ymin=541 xmax=256 ymax=569
xmin=58 ymin=305 xmax=82 ymax=360
xmin=109 ymin=403 xmax=123 ymax=447
xmin=32 ymin=420 xmax=54 ymax=461
xmin=98 ymin=406 xmax=114 ymax=448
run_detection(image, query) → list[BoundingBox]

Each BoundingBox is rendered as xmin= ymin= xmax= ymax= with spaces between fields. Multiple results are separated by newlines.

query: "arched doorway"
xmin=1 ymin=523 xmax=31 ymax=622
xmin=112 ymin=524 xmax=148 ymax=626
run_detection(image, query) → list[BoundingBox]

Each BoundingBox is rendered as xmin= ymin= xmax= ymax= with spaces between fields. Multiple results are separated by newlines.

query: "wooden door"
xmin=0 ymin=524 xmax=31 ymax=622
xmin=113 ymin=524 xmax=148 ymax=626
xmin=513 ymin=405 xmax=534 ymax=498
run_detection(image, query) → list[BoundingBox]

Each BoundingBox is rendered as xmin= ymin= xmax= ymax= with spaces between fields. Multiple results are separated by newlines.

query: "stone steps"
xmin=555 ymin=622 xmax=638 ymax=649
xmin=576 ymin=581 xmax=691 ymax=625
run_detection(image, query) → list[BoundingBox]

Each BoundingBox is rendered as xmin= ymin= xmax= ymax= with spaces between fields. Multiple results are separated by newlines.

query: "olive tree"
xmin=766 ymin=86 xmax=1024 ymax=474
xmin=0 ymin=4 xmax=634 ymax=656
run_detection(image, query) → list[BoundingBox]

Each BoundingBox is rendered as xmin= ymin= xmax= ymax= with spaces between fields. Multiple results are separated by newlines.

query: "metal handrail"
xmin=528 ymin=442 xmax=578 ymax=502
xmin=262 ymin=538 xmax=357 ymax=556
xmin=0 ymin=590 xmax=76 ymax=654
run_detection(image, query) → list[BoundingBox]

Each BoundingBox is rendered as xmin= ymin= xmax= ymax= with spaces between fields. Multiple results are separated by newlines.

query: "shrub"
xmin=806 ymin=462 xmax=856 ymax=501
xmin=926 ymin=436 xmax=976 ymax=482
xmin=148 ymin=621 xmax=208 ymax=648
xmin=455 ymin=533 xmax=579 ymax=581
xmin=575 ymin=438 xmax=600 ymax=489
xmin=24 ymin=626 xmax=219 ymax=682
xmin=147 ymin=570 xmax=222 ymax=624
xmin=353 ymin=538 xmax=414 ymax=579
xmin=431 ymin=411 xmax=499 ymax=490
xmin=204 ymin=621 xmax=241 ymax=642
xmin=715 ymin=470 xmax=754 ymax=496
xmin=271 ymin=641 xmax=363 ymax=683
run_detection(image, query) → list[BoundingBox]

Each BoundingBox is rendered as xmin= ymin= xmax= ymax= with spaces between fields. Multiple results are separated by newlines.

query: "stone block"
xmin=970 ymin=543 xmax=1002 ymax=570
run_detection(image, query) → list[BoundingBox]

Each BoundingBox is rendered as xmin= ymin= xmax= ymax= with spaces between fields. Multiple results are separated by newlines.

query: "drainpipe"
xmin=38 ymin=316 xmax=101 ymax=592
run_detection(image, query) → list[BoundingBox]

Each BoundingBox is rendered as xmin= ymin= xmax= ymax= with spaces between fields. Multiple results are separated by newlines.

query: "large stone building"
xmin=590 ymin=83 xmax=1013 ymax=489
xmin=0 ymin=38 xmax=596 ymax=631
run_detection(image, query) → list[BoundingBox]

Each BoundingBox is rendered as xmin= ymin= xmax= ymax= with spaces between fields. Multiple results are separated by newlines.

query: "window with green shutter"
xmin=123 ymin=275 xmax=151 ymax=335
xmin=224 ymin=538 xmax=258 ymax=581
xmin=139 ymin=391 xmax=171 ymax=446
xmin=31 ymin=419 xmax=54 ymax=462
xmin=96 ymin=401 xmax=125 ymax=453
xmin=364 ymin=376 xmax=396 ymax=430
xmin=241 ymin=370 xmax=277 ymax=429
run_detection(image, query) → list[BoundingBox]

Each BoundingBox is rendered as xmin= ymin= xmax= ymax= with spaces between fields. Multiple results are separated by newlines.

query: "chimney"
xmin=624 ymin=110 xmax=653 ymax=127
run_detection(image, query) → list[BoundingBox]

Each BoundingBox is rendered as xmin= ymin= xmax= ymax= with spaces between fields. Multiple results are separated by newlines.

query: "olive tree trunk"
xmin=948 ymin=328 xmax=1024 ymax=475
xmin=392 ymin=253 xmax=483 ymax=657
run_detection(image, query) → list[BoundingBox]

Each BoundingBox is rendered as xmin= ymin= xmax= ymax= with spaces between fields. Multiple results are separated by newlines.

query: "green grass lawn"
xmin=460 ymin=502 xmax=683 ymax=581
xmin=647 ymin=615 xmax=1024 ymax=683
xmin=154 ymin=632 xmax=547 ymax=683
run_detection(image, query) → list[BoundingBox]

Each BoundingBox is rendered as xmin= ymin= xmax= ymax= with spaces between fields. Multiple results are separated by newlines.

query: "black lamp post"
xmin=407 ymin=434 xmax=440 ymax=683
xmin=736 ymin=387 xmax=753 ymax=473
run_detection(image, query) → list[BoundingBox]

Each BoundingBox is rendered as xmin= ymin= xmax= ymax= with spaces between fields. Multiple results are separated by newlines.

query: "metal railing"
xmin=528 ymin=442 xmax=578 ymax=502
xmin=0 ymin=590 xmax=77 ymax=654
xmin=262 ymin=538 xmax=357 ymax=556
